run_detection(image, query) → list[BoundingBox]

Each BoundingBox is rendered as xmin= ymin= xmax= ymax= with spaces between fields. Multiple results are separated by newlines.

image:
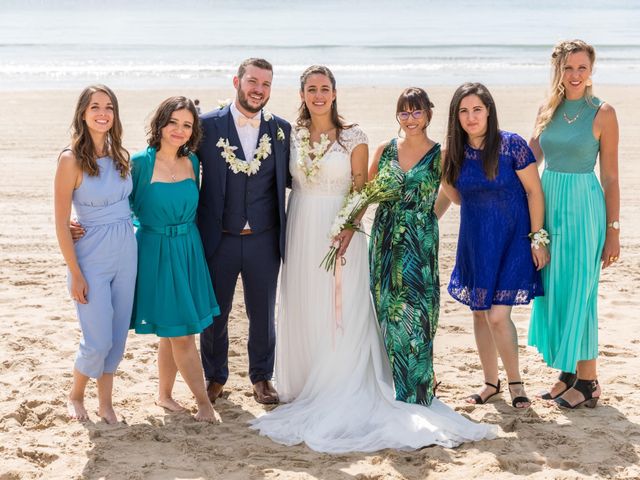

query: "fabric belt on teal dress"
xmin=139 ymin=222 xmax=194 ymax=237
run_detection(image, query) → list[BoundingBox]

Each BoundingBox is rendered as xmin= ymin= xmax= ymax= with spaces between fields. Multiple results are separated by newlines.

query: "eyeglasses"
xmin=397 ymin=110 xmax=425 ymax=121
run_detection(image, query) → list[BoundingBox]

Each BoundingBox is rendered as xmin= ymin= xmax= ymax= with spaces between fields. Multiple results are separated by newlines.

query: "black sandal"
xmin=541 ymin=371 xmax=577 ymax=400
xmin=433 ymin=381 xmax=442 ymax=398
xmin=466 ymin=380 xmax=501 ymax=405
xmin=555 ymin=379 xmax=599 ymax=409
xmin=508 ymin=381 xmax=531 ymax=408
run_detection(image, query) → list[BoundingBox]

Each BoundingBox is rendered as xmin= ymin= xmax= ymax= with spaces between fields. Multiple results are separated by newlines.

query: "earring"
xmin=585 ymin=77 xmax=593 ymax=87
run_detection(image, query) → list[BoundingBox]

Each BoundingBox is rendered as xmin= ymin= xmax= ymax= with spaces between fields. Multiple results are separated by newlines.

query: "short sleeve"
xmin=509 ymin=133 xmax=536 ymax=170
xmin=343 ymin=125 xmax=368 ymax=154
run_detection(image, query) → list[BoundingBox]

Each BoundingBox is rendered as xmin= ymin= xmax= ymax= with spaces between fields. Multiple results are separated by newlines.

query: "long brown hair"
xmin=70 ymin=84 xmax=129 ymax=178
xmin=296 ymin=65 xmax=353 ymax=144
xmin=147 ymin=96 xmax=202 ymax=156
xmin=534 ymin=39 xmax=596 ymax=137
xmin=443 ymin=82 xmax=500 ymax=185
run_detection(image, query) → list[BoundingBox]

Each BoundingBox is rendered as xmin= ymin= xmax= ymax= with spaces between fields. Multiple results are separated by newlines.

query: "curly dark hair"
xmin=147 ymin=96 xmax=202 ymax=156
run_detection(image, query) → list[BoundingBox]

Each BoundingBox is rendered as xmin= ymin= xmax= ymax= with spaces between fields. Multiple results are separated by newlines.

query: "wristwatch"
xmin=607 ymin=220 xmax=620 ymax=230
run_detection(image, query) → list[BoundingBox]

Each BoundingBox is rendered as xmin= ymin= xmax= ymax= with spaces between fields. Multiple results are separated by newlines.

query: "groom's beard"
xmin=237 ymin=88 xmax=269 ymax=114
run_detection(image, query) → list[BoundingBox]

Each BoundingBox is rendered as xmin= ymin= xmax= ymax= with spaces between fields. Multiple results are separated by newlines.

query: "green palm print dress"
xmin=369 ymin=139 xmax=441 ymax=406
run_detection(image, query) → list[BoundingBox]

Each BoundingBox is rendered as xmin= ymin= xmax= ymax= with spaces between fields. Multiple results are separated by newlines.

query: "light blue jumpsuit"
xmin=70 ymin=156 xmax=137 ymax=378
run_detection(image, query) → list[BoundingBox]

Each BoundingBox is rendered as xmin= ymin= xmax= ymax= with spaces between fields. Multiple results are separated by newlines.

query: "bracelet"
xmin=528 ymin=228 xmax=550 ymax=250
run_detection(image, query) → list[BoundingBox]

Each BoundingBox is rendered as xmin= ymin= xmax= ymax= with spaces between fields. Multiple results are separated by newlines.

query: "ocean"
xmin=1 ymin=0 xmax=639 ymax=90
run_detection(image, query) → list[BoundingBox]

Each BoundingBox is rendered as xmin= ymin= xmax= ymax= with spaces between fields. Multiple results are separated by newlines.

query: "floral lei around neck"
xmin=295 ymin=127 xmax=332 ymax=181
xmin=215 ymin=100 xmax=284 ymax=175
xmin=216 ymin=134 xmax=271 ymax=176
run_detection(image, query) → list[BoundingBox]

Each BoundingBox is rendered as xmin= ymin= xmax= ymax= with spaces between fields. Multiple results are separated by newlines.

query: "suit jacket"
xmin=196 ymin=105 xmax=291 ymax=260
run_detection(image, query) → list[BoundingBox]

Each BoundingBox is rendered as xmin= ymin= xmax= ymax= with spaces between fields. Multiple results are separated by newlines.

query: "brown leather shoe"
xmin=252 ymin=380 xmax=279 ymax=405
xmin=206 ymin=381 xmax=224 ymax=403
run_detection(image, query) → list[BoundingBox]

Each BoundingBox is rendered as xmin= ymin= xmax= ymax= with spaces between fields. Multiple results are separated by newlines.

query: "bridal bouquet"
xmin=320 ymin=168 xmax=400 ymax=273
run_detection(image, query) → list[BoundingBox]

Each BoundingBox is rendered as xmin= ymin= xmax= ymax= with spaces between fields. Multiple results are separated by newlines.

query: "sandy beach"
xmin=1 ymin=85 xmax=639 ymax=480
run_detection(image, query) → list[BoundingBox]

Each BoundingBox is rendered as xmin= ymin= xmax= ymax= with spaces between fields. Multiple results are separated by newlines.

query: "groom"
xmin=197 ymin=58 xmax=291 ymax=404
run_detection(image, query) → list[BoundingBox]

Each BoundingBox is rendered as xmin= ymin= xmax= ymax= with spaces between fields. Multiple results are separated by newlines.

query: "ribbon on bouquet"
xmin=332 ymin=243 xmax=346 ymax=349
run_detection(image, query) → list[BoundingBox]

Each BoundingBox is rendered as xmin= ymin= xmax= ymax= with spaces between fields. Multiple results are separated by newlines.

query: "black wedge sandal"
xmin=508 ymin=381 xmax=531 ymax=409
xmin=466 ymin=380 xmax=501 ymax=405
xmin=555 ymin=379 xmax=599 ymax=409
xmin=541 ymin=371 xmax=577 ymax=400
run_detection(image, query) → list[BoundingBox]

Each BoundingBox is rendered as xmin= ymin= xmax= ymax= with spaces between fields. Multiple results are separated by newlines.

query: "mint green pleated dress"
xmin=528 ymin=97 xmax=606 ymax=372
xmin=129 ymin=147 xmax=220 ymax=337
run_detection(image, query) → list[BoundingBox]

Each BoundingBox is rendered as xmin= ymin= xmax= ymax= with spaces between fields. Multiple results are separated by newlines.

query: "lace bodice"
xmin=290 ymin=125 xmax=368 ymax=196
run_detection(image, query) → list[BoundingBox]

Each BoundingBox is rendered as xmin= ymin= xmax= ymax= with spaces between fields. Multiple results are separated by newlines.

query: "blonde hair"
xmin=534 ymin=40 xmax=596 ymax=138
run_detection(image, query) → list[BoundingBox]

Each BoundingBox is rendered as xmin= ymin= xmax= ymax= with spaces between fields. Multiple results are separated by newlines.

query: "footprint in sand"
xmin=16 ymin=447 xmax=59 ymax=467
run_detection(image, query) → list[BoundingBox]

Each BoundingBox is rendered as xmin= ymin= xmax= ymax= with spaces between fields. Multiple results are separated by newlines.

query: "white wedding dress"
xmin=249 ymin=126 xmax=497 ymax=453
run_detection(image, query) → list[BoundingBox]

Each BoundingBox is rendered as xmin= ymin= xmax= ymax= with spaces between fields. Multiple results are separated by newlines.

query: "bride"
xmin=250 ymin=65 xmax=496 ymax=453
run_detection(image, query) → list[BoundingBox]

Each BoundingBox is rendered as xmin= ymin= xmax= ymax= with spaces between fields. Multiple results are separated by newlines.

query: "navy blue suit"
xmin=196 ymin=105 xmax=291 ymax=385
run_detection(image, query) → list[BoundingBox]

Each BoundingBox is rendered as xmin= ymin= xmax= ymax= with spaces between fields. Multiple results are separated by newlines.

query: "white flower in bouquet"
xmin=320 ymin=172 xmax=400 ymax=273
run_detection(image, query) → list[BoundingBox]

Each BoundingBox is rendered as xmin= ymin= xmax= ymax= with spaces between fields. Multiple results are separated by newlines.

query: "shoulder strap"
xmin=57 ymin=146 xmax=73 ymax=163
xmin=188 ymin=152 xmax=200 ymax=186
xmin=378 ymin=139 xmax=396 ymax=168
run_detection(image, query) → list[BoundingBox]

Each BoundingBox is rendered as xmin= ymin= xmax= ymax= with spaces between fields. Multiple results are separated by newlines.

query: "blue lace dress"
xmin=448 ymin=131 xmax=543 ymax=310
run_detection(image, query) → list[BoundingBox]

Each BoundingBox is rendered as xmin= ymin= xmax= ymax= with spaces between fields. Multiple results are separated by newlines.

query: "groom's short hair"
xmin=237 ymin=58 xmax=273 ymax=79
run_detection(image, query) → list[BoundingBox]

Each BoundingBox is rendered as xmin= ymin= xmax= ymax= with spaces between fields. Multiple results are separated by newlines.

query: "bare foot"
xmin=194 ymin=401 xmax=220 ymax=424
xmin=98 ymin=405 xmax=118 ymax=424
xmin=67 ymin=398 xmax=89 ymax=422
xmin=156 ymin=397 xmax=187 ymax=413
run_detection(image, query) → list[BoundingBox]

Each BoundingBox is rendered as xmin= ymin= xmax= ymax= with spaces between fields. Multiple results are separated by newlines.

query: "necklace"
xmin=562 ymin=101 xmax=587 ymax=124
xmin=156 ymin=154 xmax=180 ymax=181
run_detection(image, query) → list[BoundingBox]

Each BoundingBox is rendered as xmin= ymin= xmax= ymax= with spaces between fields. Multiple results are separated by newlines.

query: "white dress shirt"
xmin=229 ymin=102 xmax=261 ymax=230
xmin=230 ymin=101 xmax=260 ymax=162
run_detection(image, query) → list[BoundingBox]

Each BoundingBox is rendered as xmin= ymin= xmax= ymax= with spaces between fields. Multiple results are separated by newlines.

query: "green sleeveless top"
xmin=539 ymin=96 xmax=602 ymax=173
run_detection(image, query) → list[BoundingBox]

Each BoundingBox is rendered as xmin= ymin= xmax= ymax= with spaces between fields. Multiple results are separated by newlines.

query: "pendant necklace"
xmin=158 ymin=155 xmax=180 ymax=181
xmin=562 ymin=101 xmax=587 ymax=125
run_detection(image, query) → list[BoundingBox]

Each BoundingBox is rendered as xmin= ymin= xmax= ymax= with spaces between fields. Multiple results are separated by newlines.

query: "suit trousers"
xmin=201 ymin=228 xmax=280 ymax=384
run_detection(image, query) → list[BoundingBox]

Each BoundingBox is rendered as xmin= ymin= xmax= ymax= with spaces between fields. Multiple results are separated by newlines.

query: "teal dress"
xmin=130 ymin=147 xmax=220 ymax=337
xmin=528 ymin=97 xmax=606 ymax=372
xmin=369 ymin=140 xmax=441 ymax=406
